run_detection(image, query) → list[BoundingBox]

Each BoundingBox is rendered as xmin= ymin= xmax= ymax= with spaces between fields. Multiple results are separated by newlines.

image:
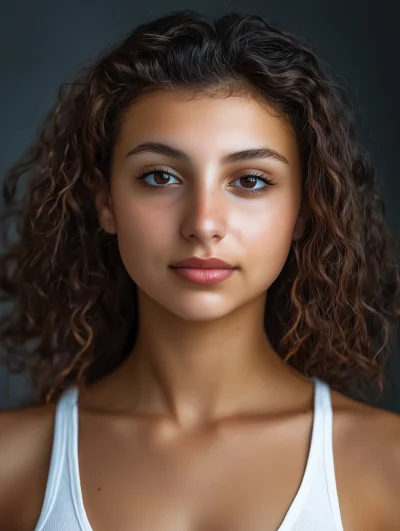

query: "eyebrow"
xmin=124 ymin=142 xmax=290 ymax=166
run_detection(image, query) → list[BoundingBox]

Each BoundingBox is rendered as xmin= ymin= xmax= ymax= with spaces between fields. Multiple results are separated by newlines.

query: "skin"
xmin=0 ymin=88 xmax=400 ymax=531
xmin=96 ymin=88 xmax=310 ymax=426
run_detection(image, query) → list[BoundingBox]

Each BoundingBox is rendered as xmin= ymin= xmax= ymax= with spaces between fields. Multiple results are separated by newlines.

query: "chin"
xmin=161 ymin=297 xmax=238 ymax=323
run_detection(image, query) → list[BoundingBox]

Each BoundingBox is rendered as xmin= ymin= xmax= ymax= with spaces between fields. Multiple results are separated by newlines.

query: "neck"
xmin=102 ymin=288 xmax=308 ymax=429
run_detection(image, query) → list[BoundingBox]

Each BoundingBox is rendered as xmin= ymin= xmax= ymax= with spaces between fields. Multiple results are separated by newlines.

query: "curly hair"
xmin=1 ymin=9 xmax=399 ymax=406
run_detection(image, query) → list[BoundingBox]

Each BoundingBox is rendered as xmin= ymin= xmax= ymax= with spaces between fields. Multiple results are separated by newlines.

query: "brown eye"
xmin=239 ymin=176 xmax=258 ymax=189
xmin=231 ymin=173 xmax=277 ymax=194
xmin=136 ymin=167 xmax=180 ymax=187
xmin=152 ymin=171 xmax=171 ymax=185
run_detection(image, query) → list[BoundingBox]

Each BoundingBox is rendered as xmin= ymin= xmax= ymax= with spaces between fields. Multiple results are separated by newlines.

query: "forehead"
xmin=114 ymin=89 xmax=300 ymax=166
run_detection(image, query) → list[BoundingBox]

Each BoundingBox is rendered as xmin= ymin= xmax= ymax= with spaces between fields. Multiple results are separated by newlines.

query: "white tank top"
xmin=34 ymin=377 xmax=345 ymax=531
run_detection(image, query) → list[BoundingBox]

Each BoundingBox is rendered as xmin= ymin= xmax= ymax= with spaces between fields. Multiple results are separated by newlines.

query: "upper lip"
xmin=170 ymin=257 xmax=236 ymax=269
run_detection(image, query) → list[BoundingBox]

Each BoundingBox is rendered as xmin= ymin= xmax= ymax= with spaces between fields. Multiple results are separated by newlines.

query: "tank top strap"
xmin=295 ymin=376 xmax=329 ymax=498
xmin=318 ymin=378 xmax=344 ymax=531
xmin=68 ymin=387 xmax=94 ymax=531
xmin=34 ymin=386 xmax=78 ymax=530
xmin=302 ymin=376 xmax=327 ymax=476
xmin=277 ymin=376 xmax=326 ymax=530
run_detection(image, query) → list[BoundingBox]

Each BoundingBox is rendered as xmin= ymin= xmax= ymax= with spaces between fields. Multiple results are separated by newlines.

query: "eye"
xmin=135 ymin=167 xmax=277 ymax=195
xmin=136 ymin=167 xmax=180 ymax=187
xmin=230 ymin=173 xmax=277 ymax=194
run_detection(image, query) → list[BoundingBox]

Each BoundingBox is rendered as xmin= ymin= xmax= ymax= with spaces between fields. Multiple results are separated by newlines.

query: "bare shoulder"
xmin=330 ymin=388 xmax=400 ymax=531
xmin=0 ymin=403 xmax=56 ymax=531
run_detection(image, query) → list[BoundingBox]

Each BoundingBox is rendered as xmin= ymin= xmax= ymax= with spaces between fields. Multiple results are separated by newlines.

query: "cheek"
xmin=242 ymin=204 xmax=297 ymax=284
xmin=112 ymin=200 xmax=173 ymax=275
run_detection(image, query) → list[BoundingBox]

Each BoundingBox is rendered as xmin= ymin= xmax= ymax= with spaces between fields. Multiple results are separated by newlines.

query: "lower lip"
xmin=170 ymin=267 xmax=236 ymax=284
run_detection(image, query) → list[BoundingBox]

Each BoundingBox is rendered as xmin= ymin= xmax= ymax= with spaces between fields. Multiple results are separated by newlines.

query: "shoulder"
xmin=0 ymin=403 xmax=56 ymax=531
xmin=330 ymin=388 xmax=400 ymax=530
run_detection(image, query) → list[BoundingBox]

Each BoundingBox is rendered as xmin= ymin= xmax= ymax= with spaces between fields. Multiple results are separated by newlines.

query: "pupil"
xmin=155 ymin=172 xmax=169 ymax=184
xmin=242 ymin=176 xmax=256 ymax=188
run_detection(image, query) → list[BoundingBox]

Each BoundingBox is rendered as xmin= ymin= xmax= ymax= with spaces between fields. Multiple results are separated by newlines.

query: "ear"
xmin=292 ymin=200 xmax=310 ymax=242
xmin=93 ymin=182 xmax=117 ymax=235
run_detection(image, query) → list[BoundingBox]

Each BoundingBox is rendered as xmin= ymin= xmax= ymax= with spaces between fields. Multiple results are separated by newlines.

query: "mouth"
xmin=169 ymin=266 xmax=236 ymax=285
xmin=170 ymin=256 xmax=236 ymax=269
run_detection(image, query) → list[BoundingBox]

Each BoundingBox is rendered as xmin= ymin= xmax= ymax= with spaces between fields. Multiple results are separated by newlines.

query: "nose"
xmin=180 ymin=184 xmax=227 ymax=244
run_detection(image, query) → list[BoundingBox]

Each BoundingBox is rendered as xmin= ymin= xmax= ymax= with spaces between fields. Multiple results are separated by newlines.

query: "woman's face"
xmin=97 ymin=89 xmax=306 ymax=321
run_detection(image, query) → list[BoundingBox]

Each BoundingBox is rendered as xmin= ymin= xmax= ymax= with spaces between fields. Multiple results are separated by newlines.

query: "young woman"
xmin=1 ymin=9 xmax=400 ymax=531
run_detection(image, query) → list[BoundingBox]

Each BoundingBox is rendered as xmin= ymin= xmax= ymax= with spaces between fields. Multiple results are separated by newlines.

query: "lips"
xmin=170 ymin=257 xmax=235 ymax=269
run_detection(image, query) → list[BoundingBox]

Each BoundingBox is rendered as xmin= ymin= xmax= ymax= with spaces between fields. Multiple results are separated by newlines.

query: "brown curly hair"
xmin=1 ymin=9 xmax=399 ymax=406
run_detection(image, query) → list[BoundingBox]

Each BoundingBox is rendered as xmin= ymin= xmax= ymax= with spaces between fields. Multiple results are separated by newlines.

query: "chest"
xmin=77 ymin=413 xmax=317 ymax=531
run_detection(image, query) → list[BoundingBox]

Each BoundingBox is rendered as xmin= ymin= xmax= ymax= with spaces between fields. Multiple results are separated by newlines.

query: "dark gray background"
xmin=1 ymin=0 xmax=399 ymax=410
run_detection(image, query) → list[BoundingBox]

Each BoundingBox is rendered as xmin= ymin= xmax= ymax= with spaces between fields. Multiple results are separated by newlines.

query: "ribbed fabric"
xmin=34 ymin=377 xmax=344 ymax=531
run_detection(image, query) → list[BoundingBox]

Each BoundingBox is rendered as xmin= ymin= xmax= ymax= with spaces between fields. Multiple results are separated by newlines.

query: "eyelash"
xmin=135 ymin=166 xmax=277 ymax=195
